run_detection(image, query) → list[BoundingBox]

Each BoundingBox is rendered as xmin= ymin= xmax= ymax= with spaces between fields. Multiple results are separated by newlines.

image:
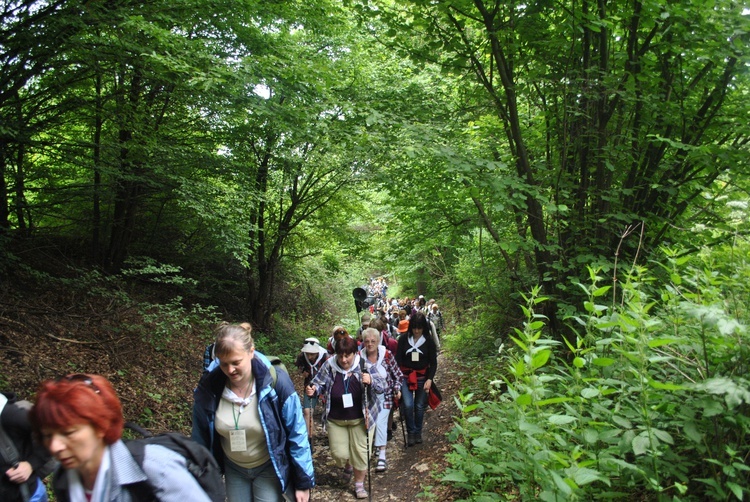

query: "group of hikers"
xmin=1 ymin=288 xmax=445 ymax=502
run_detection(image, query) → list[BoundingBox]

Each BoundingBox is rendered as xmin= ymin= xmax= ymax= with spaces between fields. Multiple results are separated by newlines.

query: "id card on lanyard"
xmin=342 ymin=373 xmax=354 ymax=408
xmin=230 ymin=404 xmax=248 ymax=451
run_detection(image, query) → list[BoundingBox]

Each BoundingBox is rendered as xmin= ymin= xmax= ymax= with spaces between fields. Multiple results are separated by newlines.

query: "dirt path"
xmin=296 ymin=352 xmax=462 ymax=501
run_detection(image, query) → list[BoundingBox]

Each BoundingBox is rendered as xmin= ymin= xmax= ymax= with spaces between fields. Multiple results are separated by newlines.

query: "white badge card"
xmin=230 ymin=429 xmax=247 ymax=452
xmin=411 ymin=351 xmax=420 ymax=362
xmin=342 ymin=393 xmax=354 ymax=408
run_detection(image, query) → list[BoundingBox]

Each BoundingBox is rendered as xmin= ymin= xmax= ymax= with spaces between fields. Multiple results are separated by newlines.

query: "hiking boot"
xmin=407 ymin=433 xmax=415 ymax=446
xmin=415 ymin=433 xmax=423 ymax=444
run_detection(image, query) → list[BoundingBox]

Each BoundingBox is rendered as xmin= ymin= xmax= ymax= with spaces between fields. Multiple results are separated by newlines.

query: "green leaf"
xmin=632 ymin=435 xmax=650 ymax=456
xmin=647 ymin=338 xmax=680 ymax=348
xmin=592 ymin=286 xmax=611 ymax=297
xmin=648 ymin=380 xmax=686 ymax=391
xmin=583 ymin=428 xmax=599 ymax=444
xmin=573 ymin=357 xmax=585 ymax=368
xmin=516 ymin=393 xmax=532 ymax=405
xmin=581 ymin=387 xmax=600 ymax=399
xmin=612 ymin=415 xmax=632 ymax=429
xmin=442 ymin=471 xmax=469 ymax=483
xmin=573 ymin=467 xmax=604 ymax=486
xmin=549 ymin=414 xmax=577 ymax=425
xmin=726 ymin=481 xmax=744 ymax=500
xmin=652 ymin=428 xmax=674 ymax=444
xmin=592 ymin=357 xmax=615 ymax=367
xmin=532 ymin=349 xmax=551 ymax=369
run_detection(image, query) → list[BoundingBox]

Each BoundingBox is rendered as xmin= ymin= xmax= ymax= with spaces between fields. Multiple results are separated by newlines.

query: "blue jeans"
xmin=225 ymin=458 xmax=283 ymax=502
xmin=400 ymin=378 xmax=428 ymax=435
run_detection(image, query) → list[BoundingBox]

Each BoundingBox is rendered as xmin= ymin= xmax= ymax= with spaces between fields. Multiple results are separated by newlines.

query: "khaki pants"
xmin=327 ymin=418 xmax=374 ymax=471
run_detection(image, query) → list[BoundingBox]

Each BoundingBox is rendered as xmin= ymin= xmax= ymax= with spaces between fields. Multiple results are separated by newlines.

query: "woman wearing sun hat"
xmin=294 ymin=337 xmax=329 ymax=441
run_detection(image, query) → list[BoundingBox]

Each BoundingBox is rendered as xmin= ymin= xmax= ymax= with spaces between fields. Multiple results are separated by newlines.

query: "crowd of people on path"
xmin=2 ymin=283 xmax=446 ymax=502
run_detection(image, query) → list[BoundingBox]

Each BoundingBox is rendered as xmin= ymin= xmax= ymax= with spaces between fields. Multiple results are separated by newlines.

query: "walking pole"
xmin=361 ymin=359 xmax=372 ymax=502
xmin=308 ymin=411 xmax=314 ymax=502
xmin=399 ymin=395 xmax=407 ymax=449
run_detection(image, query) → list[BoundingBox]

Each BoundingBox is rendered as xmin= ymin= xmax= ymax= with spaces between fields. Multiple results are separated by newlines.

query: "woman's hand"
xmin=295 ymin=488 xmax=310 ymax=502
xmin=423 ymin=379 xmax=433 ymax=392
xmin=305 ymin=385 xmax=316 ymax=397
xmin=396 ymin=391 xmax=402 ymax=400
xmin=361 ymin=373 xmax=372 ymax=385
xmin=6 ymin=461 xmax=32 ymax=484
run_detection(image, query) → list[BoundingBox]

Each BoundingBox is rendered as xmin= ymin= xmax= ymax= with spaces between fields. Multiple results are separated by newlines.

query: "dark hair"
xmin=31 ymin=374 xmax=124 ymax=445
xmin=409 ymin=312 xmax=429 ymax=334
xmin=335 ymin=335 xmax=358 ymax=355
xmin=369 ymin=317 xmax=385 ymax=332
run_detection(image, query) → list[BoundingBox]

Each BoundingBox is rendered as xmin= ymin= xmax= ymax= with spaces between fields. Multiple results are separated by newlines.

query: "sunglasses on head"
xmin=334 ymin=329 xmax=347 ymax=336
xmin=60 ymin=373 xmax=101 ymax=394
xmin=305 ymin=340 xmax=318 ymax=345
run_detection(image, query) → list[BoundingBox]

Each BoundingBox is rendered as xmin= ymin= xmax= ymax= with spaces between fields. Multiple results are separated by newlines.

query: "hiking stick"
xmin=361 ymin=362 xmax=372 ymax=502
xmin=308 ymin=410 xmax=314 ymax=502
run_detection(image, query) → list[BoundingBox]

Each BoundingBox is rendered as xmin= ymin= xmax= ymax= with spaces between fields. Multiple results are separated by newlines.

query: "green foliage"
xmin=137 ymin=297 xmax=221 ymax=353
xmin=444 ymin=252 xmax=750 ymax=500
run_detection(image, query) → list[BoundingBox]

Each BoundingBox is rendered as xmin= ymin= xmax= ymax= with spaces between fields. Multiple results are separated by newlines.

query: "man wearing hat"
xmin=294 ymin=337 xmax=329 ymax=441
xmin=356 ymin=312 xmax=372 ymax=344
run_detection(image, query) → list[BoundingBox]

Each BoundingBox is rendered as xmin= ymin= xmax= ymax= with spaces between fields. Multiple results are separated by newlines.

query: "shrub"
xmin=444 ymin=253 xmax=750 ymax=501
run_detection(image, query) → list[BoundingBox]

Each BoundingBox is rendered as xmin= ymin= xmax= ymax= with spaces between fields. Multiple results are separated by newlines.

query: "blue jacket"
xmin=191 ymin=352 xmax=315 ymax=493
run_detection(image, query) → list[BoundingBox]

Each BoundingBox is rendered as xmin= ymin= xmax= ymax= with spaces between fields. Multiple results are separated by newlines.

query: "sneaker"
xmin=355 ymin=486 xmax=369 ymax=499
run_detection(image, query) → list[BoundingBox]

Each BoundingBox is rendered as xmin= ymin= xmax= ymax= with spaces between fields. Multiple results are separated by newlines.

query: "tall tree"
xmin=360 ymin=0 xmax=750 ymax=329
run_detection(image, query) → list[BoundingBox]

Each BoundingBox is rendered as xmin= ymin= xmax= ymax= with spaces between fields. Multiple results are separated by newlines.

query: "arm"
xmin=142 ymin=444 xmax=212 ymax=502
xmin=279 ymin=386 xmax=315 ymax=491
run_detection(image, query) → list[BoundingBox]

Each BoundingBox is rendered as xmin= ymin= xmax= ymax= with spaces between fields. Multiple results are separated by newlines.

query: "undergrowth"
xmin=443 ymin=250 xmax=750 ymax=501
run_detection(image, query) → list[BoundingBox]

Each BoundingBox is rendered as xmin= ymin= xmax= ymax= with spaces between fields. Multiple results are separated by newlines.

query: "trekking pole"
xmin=309 ymin=413 xmax=314 ymax=502
xmin=361 ymin=362 xmax=372 ymax=502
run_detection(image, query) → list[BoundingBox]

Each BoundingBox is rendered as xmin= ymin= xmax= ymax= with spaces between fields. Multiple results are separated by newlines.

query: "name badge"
xmin=229 ymin=429 xmax=247 ymax=452
xmin=342 ymin=393 xmax=354 ymax=408
xmin=411 ymin=351 xmax=419 ymax=362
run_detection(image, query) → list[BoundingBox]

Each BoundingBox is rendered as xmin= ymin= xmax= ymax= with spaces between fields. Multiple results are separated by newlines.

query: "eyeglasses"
xmin=60 ymin=374 xmax=101 ymax=394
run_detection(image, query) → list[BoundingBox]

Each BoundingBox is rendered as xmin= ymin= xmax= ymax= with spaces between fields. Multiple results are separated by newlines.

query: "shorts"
xmin=302 ymin=394 xmax=319 ymax=410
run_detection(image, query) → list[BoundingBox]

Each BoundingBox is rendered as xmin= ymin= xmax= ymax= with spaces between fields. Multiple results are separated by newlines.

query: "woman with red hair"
xmin=30 ymin=374 xmax=211 ymax=502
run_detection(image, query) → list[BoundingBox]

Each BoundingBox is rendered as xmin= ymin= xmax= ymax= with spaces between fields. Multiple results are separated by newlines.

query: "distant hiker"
xmin=31 ymin=374 xmax=212 ymax=502
xmin=360 ymin=328 xmax=402 ymax=473
xmin=355 ymin=313 xmax=372 ymax=343
xmin=327 ymin=325 xmax=351 ymax=355
xmin=192 ymin=322 xmax=314 ymax=502
xmin=427 ymin=303 xmax=444 ymax=339
xmin=395 ymin=312 xmax=438 ymax=447
xmin=294 ymin=337 xmax=329 ymax=441
xmin=306 ymin=336 xmax=384 ymax=500
xmin=1 ymin=392 xmax=54 ymax=502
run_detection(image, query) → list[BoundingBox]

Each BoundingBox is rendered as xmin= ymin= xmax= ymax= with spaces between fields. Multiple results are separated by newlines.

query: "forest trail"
xmin=295 ymin=352 xmax=462 ymax=501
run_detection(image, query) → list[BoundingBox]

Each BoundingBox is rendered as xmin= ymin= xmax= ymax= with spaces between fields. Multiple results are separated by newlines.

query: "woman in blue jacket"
xmin=192 ymin=322 xmax=314 ymax=502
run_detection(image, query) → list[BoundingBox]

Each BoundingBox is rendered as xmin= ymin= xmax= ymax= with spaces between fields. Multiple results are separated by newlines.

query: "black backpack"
xmin=124 ymin=422 xmax=226 ymax=502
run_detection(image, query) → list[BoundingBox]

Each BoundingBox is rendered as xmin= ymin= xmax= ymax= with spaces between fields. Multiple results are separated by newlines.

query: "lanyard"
xmin=343 ymin=373 xmax=352 ymax=394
